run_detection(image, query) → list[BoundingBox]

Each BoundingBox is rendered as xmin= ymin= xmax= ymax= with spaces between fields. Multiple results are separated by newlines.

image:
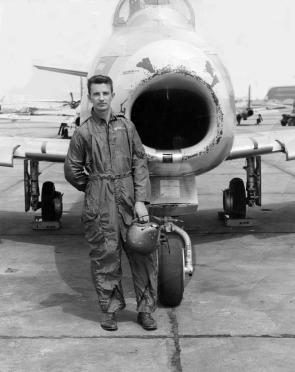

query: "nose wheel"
xmin=223 ymin=177 xmax=246 ymax=218
xmin=158 ymin=232 xmax=185 ymax=307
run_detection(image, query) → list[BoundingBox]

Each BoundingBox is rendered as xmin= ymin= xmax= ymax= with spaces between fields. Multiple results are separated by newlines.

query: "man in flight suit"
xmin=64 ymin=75 xmax=157 ymax=331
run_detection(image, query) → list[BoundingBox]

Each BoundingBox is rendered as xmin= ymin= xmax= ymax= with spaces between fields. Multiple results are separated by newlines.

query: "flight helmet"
xmin=126 ymin=220 xmax=160 ymax=255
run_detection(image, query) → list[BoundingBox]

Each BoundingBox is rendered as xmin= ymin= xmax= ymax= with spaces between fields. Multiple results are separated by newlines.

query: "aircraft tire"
xmin=41 ymin=181 xmax=63 ymax=221
xmin=223 ymin=188 xmax=233 ymax=215
xmin=53 ymin=191 xmax=63 ymax=220
xmin=158 ymin=232 xmax=184 ymax=307
xmin=62 ymin=128 xmax=69 ymax=139
xmin=229 ymin=178 xmax=246 ymax=218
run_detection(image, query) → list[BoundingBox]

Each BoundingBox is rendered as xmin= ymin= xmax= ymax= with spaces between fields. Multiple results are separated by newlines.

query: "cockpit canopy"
xmin=113 ymin=0 xmax=195 ymax=27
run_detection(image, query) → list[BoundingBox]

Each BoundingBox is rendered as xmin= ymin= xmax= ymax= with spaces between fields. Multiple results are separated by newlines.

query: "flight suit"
xmin=64 ymin=110 xmax=157 ymax=314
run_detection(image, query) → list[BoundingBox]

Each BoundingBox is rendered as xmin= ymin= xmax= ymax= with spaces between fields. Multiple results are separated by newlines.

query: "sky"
xmin=0 ymin=0 xmax=294 ymax=101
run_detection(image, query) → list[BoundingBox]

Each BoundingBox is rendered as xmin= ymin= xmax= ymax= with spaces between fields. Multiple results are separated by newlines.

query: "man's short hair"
xmin=87 ymin=75 xmax=113 ymax=94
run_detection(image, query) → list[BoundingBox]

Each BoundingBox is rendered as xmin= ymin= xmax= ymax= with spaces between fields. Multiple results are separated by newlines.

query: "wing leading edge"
xmin=228 ymin=130 xmax=295 ymax=161
xmin=0 ymin=137 xmax=70 ymax=167
xmin=34 ymin=65 xmax=88 ymax=77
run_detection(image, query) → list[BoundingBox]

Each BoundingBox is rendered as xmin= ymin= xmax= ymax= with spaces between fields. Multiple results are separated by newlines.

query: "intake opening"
xmin=130 ymin=73 xmax=215 ymax=150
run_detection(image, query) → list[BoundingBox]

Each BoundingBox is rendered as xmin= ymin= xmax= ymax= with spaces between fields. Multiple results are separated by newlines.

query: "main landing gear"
xmin=221 ymin=156 xmax=261 ymax=225
xmin=41 ymin=181 xmax=63 ymax=222
xmin=223 ymin=178 xmax=246 ymax=219
xmin=58 ymin=123 xmax=69 ymax=139
xmin=153 ymin=216 xmax=193 ymax=307
xmin=24 ymin=159 xmax=63 ymax=229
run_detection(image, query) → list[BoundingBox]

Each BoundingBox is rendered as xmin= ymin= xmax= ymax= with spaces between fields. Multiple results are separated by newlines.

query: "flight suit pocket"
xmin=81 ymin=195 xmax=105 ymax=245
xmin=82 ymin=193 xmax=99 ymax=218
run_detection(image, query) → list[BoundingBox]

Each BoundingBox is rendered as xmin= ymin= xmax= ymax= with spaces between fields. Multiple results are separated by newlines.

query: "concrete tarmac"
xmin=1 ymin=113 xmax=295 ymax=371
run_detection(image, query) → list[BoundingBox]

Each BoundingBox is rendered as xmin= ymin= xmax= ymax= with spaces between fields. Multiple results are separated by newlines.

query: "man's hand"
xmin=134 ymin=201 xmax=149 ymax=222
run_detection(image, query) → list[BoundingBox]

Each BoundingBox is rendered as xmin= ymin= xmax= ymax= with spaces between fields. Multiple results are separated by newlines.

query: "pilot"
xmin=64 ymin=75 xmax=157 ymax=332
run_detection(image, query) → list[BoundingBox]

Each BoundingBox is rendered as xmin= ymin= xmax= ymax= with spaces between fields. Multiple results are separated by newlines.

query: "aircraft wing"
xmin=0 ymin=114 xmax=31 ymax=121
xmin=2 ymin=129 xmax=295 ymax=167
xmin=0 ymin=137 xmax=69 ymax=167
xmin=34 ymin=65 xmax=87 ymax=77
xmin=228 ymin=129 xmax=295 ymax=161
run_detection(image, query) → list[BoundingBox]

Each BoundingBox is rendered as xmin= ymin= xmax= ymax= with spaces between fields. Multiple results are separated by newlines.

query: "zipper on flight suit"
xmin=105 ymin=120 xmax=113 ymax=168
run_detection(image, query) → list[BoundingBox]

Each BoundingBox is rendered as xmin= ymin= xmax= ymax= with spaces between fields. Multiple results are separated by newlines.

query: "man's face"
xmin=88 ymin=83 xmax=115 ymax=113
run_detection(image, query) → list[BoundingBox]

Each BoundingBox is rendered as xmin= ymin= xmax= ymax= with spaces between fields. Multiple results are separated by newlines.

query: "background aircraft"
xmin=280 ymin=99 xmax=295 ymax=126
xmin=0 ymin=96 xmax=79 ymax=115
xmin=39 ymin=92 xmax=81 ymax=109
xmin=0 ymin=94 xmax=79 ymax=128
xmin=0 ymin=96 xmax=36 ymax=115
xmin=235 ymin=85 xmax=295 ymax=125
xmin=1 ymin=0 xmax=295 ymax=307
xmin=236 ymin=85 xmax=254 ymax=124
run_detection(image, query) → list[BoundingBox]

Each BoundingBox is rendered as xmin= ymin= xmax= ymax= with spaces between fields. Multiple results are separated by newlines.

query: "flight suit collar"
xmin=91 ymin=108 xmax=117 ymax=124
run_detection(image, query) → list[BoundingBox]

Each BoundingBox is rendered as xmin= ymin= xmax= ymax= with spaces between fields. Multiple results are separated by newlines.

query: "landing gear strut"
xmin=24 ymin=160 xmax=63 ymax=226
xmin=244 ymin=156 xmax=261 ymax=207
xmin=154 ymin=217 xmax=193 ymax=307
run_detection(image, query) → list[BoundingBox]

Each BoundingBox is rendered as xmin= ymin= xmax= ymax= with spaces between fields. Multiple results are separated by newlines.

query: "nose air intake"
xmin=130 ymin=72 xmax=216 ymax=150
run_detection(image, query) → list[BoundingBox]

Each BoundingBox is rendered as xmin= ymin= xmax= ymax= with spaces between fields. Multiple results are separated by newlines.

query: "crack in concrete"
xmin=1 ymin=334 xmax=295 ymax=340
xmin=181 ymin=334 xmax=295 ymax=339
xmin=0 ymin=335 xmax=172 ymax=340
xmin=168 ymin=308 xmax=183 ymax=372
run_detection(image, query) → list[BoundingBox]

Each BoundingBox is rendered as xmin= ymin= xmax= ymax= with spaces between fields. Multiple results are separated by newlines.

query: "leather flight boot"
xmin=100 ymin=312 xmax=118 ymax=331
xmin=137 ymin=312 xmax=157 ymax=330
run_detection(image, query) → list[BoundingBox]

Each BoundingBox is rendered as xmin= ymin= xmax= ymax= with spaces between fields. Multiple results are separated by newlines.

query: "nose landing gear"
xmin=158 ymin=231 xmax=185 ymax=307
xmin=153 ymin=216 xmax=193 ymax=307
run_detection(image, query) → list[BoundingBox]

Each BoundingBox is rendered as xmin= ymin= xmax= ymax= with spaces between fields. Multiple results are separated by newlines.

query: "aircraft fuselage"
xmin=81 ymin=1 xmax=236 ymax=178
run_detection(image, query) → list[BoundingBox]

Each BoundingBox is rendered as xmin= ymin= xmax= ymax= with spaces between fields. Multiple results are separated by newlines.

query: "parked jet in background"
xmin=0 ymin=99 xmax=76 ymax=116
xmin=235 ymin=85 xmax=254 ymax=124
xmin=280 ymin=99 xmax=295 ymax=126
xmin=0 ymin=94 xmax=79 ymax=125
xmin=2 ymin=0 xmax=295 ymax=307
xmin=235 ymin=85 xmax=294 ymax=125
xmin=0 ymin=97 xmax=36 ymax=115
xmin=30 ymin=91 xmax=82 ymax=110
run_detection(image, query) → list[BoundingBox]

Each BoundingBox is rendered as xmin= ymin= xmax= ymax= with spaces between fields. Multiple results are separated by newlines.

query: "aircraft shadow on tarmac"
xmin=1 ymin=199 xmax=295 ymax=322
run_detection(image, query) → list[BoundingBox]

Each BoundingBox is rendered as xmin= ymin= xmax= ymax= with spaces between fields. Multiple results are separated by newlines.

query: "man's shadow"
xmin=37 ymin=211 xmax=139 ymax=323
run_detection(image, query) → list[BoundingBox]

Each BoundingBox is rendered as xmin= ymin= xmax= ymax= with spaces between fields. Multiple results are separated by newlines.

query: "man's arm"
xmin=64 ymin=131 xmax=88 ymax=192
xmin=131 ymin=125 xmax=151 ymax=222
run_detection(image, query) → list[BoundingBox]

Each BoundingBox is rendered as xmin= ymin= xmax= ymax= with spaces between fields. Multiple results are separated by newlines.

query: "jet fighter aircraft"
xmin=30 ymin=91 xmax=82 ymax=110
xmin=0 ymin=96 xmax=78 ymax=118
xmin=2 ymin=0 xmax=295 ymax=307
xmin=236 ymin=85 xmax=254 ymax=124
